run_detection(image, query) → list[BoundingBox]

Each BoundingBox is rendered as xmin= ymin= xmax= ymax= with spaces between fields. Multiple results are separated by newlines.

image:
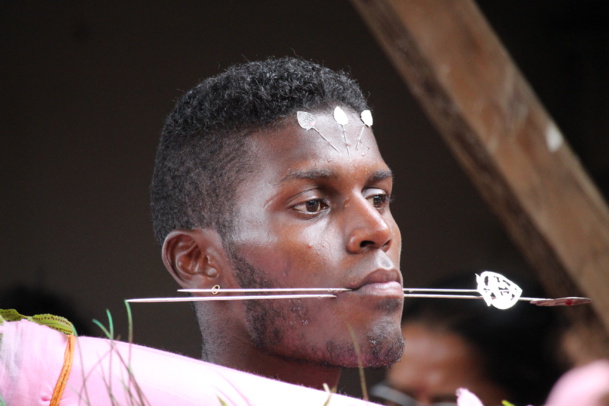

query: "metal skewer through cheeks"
xmin=127 ymin=271 xmax=591 ymax=310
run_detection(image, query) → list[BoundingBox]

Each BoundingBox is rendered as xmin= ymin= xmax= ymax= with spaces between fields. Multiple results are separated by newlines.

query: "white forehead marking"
xmin=333 ymin=106 xmax=351 ymax=159
xmin=356 ymin=109 xmax=373 ymax=150
xmin=296 ymin=111 xmax=339 ymax=152
xmin=297 ymin=111 xmax=316 ymax=130
xmin=361 ymin=109 xmax=373 ymax=127
xmin=333 ymin=106 xmax=349 ymax=125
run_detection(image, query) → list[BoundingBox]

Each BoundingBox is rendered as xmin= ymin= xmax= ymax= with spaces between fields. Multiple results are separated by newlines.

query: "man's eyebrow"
xmin=279 ymin=169 xmax=336 ymax=183
xmin=369 ymin=169 xmax=393 ymax=183
xmin=279 ymin=169 xmax=393 ymax=183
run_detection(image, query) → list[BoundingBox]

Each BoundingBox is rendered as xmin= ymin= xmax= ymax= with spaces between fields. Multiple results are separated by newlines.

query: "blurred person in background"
xmin=371 ymin=273 xmax=567 ymax=406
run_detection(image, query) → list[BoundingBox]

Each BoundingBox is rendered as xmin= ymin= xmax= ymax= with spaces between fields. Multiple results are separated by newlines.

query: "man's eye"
xmin=294 ymin=199 xmax=327 ymax=213
xmin=367 ymin=193 xmax=389 ymax=209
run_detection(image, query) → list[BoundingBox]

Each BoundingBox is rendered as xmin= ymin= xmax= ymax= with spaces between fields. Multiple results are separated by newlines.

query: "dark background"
xmin=2 ymin=0 xmax=608 ymax=394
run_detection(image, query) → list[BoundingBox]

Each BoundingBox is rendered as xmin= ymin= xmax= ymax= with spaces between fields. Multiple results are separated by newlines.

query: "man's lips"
xmin=350 ymin=280 xmax=404 ymax=298
xmin=339 ymin=268 xmax=403 ymax=298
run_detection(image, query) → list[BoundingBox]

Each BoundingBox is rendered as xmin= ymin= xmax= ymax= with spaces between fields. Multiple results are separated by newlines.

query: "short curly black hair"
xmin=151 ymin=57 xmax=369 ymax=244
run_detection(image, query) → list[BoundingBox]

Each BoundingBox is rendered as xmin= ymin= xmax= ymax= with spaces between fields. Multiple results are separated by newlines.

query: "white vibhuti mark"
xmin=476 ymin=271 xmax=523 ymax=310
xmin=333 ymin=106 xmax=351 ymax=159
xmin=296 ymin=111 xmax=339 ymax=152
xmin=356 ymin=109 xmax=373 ymax=150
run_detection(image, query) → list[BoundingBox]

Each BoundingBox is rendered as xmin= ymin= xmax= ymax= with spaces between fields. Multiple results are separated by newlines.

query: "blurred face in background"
xmin=374 ymin=323 xmax=508 ymax=406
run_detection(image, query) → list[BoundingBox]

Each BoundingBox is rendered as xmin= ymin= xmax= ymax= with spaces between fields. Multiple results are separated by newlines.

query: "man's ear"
xmin=161 ymin=229 xmax=228 ymax=289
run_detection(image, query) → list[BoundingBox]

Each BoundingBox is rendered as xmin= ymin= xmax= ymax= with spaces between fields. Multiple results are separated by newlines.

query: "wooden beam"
xmin=351 ymin=0 xmax=609 ymax=359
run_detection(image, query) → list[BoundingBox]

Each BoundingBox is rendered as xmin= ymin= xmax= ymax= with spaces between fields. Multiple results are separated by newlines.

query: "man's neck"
xmin=198 ymin=302 xmax=343 ymax=390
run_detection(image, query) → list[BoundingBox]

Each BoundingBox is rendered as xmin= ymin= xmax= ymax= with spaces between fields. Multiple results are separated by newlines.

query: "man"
xmin=150 ymin=57 xmax=404 ymax=390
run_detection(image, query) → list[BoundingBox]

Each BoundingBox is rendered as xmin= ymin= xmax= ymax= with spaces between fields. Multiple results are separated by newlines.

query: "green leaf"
xmin=0 ymin=309 xmax=75 ymax=335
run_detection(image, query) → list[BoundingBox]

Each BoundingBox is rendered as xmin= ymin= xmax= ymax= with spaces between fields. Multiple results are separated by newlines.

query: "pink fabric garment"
xmin=544 ymin=359 xmax=609 ymax=406
xmin=0 ymin=319 xmax=379 ymax=406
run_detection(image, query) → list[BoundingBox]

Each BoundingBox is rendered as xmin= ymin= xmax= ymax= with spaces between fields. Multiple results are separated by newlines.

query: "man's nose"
xmin=345 ymin=196 xmax=392 ymax=253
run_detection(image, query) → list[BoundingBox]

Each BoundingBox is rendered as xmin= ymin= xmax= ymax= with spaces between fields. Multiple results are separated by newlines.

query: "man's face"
xmin=225 ymin=107 xmax=404 ymax=368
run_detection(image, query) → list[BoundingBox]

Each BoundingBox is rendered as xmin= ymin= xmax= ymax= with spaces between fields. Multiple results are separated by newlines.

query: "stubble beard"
xmin=227 ymin=247 xmax=405 ymax=368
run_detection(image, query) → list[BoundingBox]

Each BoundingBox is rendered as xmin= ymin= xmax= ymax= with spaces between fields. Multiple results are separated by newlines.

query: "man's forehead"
xmin=231 ymin=113 xmax=393 ymax=208
xmin=250 ymin=112 xmax=384 ymax=160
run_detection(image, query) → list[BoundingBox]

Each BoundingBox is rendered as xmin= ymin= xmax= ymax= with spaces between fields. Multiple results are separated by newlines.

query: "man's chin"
xmin=358 ymin=334 xmax=405 ymax=368
xmin=324 ymin=331 xmax=405 ymax=369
